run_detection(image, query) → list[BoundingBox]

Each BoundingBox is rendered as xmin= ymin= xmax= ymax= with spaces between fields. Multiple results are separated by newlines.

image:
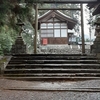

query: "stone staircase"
xmin=3 ymin=54 xmax=100 ymax=81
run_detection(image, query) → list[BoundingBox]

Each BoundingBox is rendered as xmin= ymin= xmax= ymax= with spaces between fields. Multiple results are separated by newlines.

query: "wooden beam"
xmin=42 ymin=0 xmax=98 ymax=3
xmin=25 ymin=0 xmax=98 ymax=3
xmin=34 ymin=4 xmax=38 ymax=54
xmin=81 ymin=4 xmax=85 ymax=54
xmin=38 ymin=8 xmax=81 ymax=10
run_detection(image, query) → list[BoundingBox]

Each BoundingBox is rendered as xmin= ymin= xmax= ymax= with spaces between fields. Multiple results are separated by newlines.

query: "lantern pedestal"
xmin=91 ymin=35 xmax=100 ymax=53
xmin=91 ymin=18 xmax=100 ymax=54
xmin=11 ymin=36 xmax=27 ymax=54
xmin=11 ymin=18 xmax=27 ymax=54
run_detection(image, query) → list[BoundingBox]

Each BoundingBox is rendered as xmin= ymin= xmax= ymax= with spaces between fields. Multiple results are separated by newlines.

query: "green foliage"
xmin=21 ymin=22 xmax=34 ymax=54
xmin=0 ymin=1 xmax=11 ymax=26
xmin=39 ymin=4 xmax=51 ymax=15
xmin=0 ymin=26 xmax=17 ymax=55
xmin=0 ymin=33 xmax=12 ymax=55
xmin=0 ymin=2 xmax=83 ymax=55
xmin=39 ymin=4 xmax=79 ymax=17
xmin=0 ymin=0 xmax=36 ymax=55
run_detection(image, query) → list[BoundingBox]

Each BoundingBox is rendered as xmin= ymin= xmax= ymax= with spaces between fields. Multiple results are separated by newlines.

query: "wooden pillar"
xmin=34 ymin=4 xmax=38 ymax=54
xmin=81 ymin=4 xmax=85 ymax=53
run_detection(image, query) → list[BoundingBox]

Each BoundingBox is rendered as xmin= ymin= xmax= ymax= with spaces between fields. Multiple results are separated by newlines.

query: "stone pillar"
xmin=91 ymin=18 xmax=100 ymax=54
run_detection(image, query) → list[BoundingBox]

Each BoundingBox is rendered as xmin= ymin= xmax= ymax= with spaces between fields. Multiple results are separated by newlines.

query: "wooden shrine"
xmin=38 ymin=10 xmax=77 ymax=45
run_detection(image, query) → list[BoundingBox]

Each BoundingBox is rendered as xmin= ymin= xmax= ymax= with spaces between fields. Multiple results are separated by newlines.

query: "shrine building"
xmin=38 ymin=10 xmax=77 ymax=45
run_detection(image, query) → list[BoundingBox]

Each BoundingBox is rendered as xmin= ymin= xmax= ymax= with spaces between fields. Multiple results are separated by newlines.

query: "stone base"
xmin=11 ymin=36 xmax=27 ymax=54
xmin=91 ymin=35 xmax=100 ymax=53
xmin=96 ymin=53 xmax=100 ymax=62
xmin=91 ymin=44 xmax=100 ymax=53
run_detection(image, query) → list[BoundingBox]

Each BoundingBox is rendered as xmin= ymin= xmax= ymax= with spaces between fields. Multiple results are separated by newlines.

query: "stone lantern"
xmin=91 ymin=18 xmax=100 ymax=54
xmin=11 ymin=19 xmax=27 ymax=54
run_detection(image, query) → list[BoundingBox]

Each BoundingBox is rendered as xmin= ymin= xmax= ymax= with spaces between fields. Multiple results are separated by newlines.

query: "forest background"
xmin=0 ymin=0 xmax=99 ymax=55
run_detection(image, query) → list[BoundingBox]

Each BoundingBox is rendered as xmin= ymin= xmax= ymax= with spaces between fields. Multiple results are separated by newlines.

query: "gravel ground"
xmin=38 ymin=45 xmax=90 ymax=54
xmin=0 ymin=78 xmax=100 ymax=100
xmin=0 ymin=90 xmax=100 ymax=100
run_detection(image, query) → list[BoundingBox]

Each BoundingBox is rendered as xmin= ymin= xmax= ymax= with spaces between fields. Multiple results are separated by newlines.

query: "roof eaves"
xmin=56 ymin=10 xmax=77 ymax=23
xmin=38 ymin=10 xmax=51 ymax=19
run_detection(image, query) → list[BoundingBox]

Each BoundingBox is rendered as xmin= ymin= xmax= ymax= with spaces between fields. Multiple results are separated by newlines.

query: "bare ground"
xmin=0 ymin=78 xmax=100 ymax=100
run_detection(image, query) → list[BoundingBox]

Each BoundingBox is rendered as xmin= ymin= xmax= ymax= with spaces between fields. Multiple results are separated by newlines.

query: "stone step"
xmin=8 ymin=60 xmax=99 ymax=64
xmin=11 ymin=54 xmax=97 ymax=61
xmin=6 ymin=63 xmax=100 ymax=69
xmin=4 ymin=69 xmax=100 ymax=74
xmin=3 ymin=76 xmax=100 ymax=81
xmin=11 ymin=56 xmax=97 ymax=60
xmin=4 ymin=73 xmax=100 ymax=77
xmin=3 ymin=54 xmax=100 ymax=81
xmin=13 ymin=54 xmax=88 ymax=56
xmin=11 ymin=57 xmax=79 ymax=61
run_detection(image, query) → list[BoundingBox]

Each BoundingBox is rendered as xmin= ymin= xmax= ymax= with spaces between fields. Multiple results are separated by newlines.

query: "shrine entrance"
xmin=3 ymin=0 xmax=100 ymax=82
xmin=32 ymin=0 xmax=99 ymax=54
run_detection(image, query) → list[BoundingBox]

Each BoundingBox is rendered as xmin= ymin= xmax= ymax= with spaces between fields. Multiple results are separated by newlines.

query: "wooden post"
xmin=34 ymin=4 xmax=38 ymax=54
xmin=81 ymin=4 xmax=85 ymax=53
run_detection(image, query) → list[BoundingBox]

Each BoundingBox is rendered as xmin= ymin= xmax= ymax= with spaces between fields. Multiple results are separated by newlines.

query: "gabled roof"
xmin=38 ymin=10 xmax=77 ymax=29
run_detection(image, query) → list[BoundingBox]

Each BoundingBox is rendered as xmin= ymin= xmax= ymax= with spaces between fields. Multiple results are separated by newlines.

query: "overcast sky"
xmin=83 ymin=4 xmax=95 ymax=40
